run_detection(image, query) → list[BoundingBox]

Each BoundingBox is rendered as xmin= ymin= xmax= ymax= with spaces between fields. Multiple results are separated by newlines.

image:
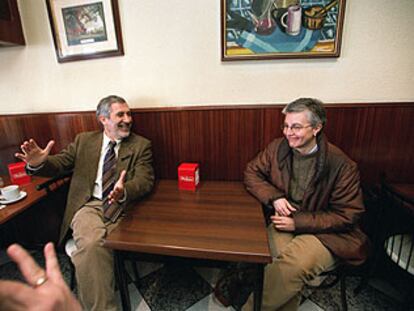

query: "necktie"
xmin=102 ymin=141 xmax=121 ymax=222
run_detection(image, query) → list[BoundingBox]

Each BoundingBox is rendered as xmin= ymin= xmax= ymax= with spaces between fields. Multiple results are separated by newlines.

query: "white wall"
xmin=0 ymin=0 xmax=413 ymax=114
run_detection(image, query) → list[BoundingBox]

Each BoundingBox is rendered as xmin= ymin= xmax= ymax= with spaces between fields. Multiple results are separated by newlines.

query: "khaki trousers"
xmin=70 ymin=200 xmax=122 ymax=311
xmin=243 ymin=225 xmax=336 ymax=311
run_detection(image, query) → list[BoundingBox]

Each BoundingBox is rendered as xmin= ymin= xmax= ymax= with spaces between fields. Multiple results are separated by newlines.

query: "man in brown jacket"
xmin=243 ymin=98 xmax=369 ymax=310
xmin=15 ymin=95 xmax=155 ymax=311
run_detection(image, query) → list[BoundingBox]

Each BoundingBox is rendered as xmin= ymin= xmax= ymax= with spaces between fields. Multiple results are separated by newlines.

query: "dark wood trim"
xmin=0 ymin=0 xmax=25 ymax=46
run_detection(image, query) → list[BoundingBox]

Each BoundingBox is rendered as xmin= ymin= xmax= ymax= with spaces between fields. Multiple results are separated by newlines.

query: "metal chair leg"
xmin=131 ymin=261 xmax=140 ymax=288
xmin=69 ymin=261 xmax=76 ymax=290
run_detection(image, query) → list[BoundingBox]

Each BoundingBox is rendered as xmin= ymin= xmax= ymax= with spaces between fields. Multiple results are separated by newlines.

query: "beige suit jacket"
xmin=36 ymin=131 xmax=155 ymax=243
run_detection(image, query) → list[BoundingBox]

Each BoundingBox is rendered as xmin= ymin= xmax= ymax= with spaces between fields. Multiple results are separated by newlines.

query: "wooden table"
xmin=1 ymin=174 xmax=70 ymax=247
xmin=104 ymin=180 xmax=272 ymax=311
xmin=0 ymin=176 xmax=51 ymax=225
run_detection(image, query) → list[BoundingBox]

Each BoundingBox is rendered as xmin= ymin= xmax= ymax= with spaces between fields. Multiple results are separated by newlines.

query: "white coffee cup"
xmin=1 ymin=185 xmax=20 ymax=201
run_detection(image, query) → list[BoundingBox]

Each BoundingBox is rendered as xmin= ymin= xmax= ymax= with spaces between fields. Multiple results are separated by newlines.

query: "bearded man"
xmin=16 ymin=95 xmax=155 ymax=310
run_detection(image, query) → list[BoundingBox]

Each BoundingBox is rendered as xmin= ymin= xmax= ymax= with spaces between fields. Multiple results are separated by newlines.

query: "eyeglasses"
xmin=280 ymin=124 xmax=313 ymax=134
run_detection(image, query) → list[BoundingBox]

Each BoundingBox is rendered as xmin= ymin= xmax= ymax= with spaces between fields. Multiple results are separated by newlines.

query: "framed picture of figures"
xmin=221 ymin=0 xmax=346 ymax=60
xmin=46 ymin=0 xmax=124 ymax=63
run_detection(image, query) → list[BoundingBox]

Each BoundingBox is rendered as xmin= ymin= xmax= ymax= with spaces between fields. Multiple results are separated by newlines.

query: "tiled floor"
xmin=0 ymin=249 xmax=409 ymax=310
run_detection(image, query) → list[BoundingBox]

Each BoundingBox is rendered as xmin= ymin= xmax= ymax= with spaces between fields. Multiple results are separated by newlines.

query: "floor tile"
xmin=368 ymin=278 xmax=404 ymax=302
xmin=137 ymin=263 xmax=213 ymax=311
xmin=1 ymin=249 xmax=412 ymax=311
xmin=299 ymin=299 xmax=325 ymax=311
xmin=187 ymin=293 xmax=236 ymax=311
xmin=115 ymin=283 xmax=151 ymax=311
xmin=134 ymin=261 xmax=164 ymax=279
xmin=194 ymin=267 xmax=222 ymax=287
xmin=308 ymin=277 xmax=397 ymax=311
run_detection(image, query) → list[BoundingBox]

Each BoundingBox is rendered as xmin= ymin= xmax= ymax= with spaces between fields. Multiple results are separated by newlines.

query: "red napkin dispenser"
xmin=178 ymin=163 xmax=200 ymax=191
xmin=8 ymin=162 xmax=31 ymax=185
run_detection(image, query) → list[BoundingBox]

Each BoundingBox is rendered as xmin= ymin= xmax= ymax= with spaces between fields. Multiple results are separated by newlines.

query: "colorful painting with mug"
xmin=221 ymin=0 xmax=346 ymax=60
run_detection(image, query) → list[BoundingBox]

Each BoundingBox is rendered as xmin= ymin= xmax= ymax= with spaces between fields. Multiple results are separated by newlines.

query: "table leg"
xmin=114 ymin=251 xmax=131 ymax=311
xmin=253 ymin=264 xmax=264 ymax=311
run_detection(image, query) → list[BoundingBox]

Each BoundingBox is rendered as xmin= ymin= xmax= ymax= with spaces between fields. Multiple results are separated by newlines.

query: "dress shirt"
xmin=92 ymin=133 xmax=121 ymax=200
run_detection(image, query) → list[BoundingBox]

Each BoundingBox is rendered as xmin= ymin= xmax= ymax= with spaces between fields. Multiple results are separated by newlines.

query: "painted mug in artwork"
xmin=280 ymin=5 xmax=302 ymax=36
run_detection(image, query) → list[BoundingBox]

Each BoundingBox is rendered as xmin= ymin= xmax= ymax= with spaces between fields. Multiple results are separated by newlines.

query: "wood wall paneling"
xmin=1 ymin=103 xmax=413 ymax=185
xmin=134 ymin=109 xmax=264 ymax=180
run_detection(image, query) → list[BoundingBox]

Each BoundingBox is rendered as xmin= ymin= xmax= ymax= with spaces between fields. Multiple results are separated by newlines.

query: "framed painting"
xmin=46 ymin=0 xmax=124 ymax=63
xmin=221 ymin=0 xmax=346 ymax=61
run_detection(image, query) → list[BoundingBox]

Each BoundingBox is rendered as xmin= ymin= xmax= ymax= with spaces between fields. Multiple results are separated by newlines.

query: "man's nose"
xmin=122 ymin=115 xmax=132 ymax=123
xmin=284 ymin=127 xmax=294 ymax=135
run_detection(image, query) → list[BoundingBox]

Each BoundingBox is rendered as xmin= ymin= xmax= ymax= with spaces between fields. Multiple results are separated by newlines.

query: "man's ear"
xmin=98 ymin=115 xmax=106 ymax=126
xmin=313 ymin=123 xmax=323 ymax=136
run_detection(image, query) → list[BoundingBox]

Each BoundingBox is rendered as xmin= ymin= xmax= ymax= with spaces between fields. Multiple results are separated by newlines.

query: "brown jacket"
xmin=244 ymin=134 xmax=369 ymax=265
xmin=35 ymin=131 xmax=155 ymax=243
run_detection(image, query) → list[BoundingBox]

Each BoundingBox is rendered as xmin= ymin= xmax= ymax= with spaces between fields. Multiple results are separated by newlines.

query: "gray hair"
xmin=96 ymin=95 xmax=127 ymax=121
xmin=282 ymin=98 xmax=327 ymax=128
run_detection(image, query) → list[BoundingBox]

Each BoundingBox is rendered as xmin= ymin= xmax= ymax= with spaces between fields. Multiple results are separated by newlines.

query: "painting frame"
xmin=46 ymin=0 xmax=124 ymax=63
xmin=221 ymin=0 xmax=346 ymax=61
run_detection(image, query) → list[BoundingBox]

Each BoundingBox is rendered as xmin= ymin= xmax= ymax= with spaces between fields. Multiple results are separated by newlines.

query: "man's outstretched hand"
xmin=15 ymin=139 xmax=55 ymax=167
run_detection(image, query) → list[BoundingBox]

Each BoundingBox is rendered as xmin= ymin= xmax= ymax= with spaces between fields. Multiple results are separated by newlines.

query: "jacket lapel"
xmin=116 ymin=137 xmax=133 ymax=179
xmin=277 ymin=138 xmax=292 ymax=195
xmin=85 ymin=133 xmax=103 ymax=190
xmin=302 ymin=134 xmax=328 ymax=207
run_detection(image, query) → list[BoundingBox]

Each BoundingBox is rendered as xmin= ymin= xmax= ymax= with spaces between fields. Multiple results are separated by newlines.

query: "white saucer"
xmin=0 ymin=191 xmax=27 ymax=205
